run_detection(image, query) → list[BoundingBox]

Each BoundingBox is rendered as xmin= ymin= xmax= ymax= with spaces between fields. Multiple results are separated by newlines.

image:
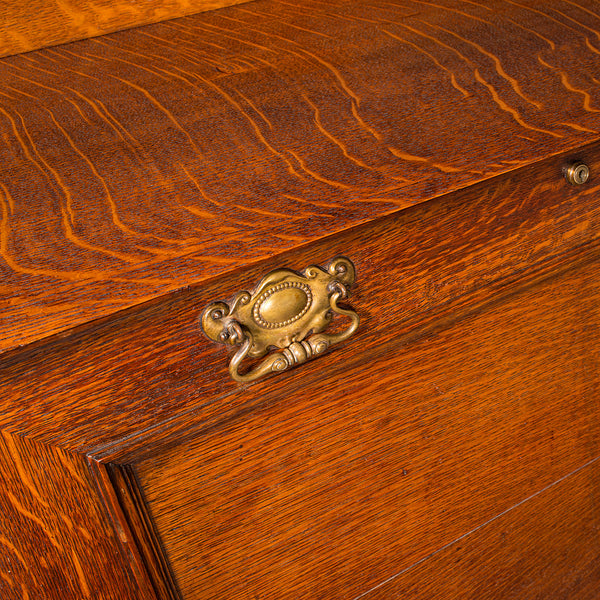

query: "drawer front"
xmin=93 ymin=144 xmax=600 ymax=598
xmin=132 ymin=256 xmax=600 ymax=600
xmin=4 ymin=142 xmax=600 ymax=451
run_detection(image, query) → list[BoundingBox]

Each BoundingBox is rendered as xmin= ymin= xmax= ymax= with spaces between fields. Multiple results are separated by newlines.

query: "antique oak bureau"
xmin=1 ymin=0 xmax=600 ymax=598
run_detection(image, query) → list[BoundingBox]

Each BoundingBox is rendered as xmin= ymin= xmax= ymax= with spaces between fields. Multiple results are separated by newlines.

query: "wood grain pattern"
xmin=1 ymin=0 xmax=600 ymax=353
xmin=1 ymin=140 xmax=598 ymax=598
xmin=0 ymin=141 xmax=598 ymax=456
xmin=0 ymin=432 xmax=149 ymax=600
xmin=361 ymin=459 xmax=600 ymax=600
xmin=93 ymin=461 xmax=181 ymax=600
xmin=133 ymin=246 xmax=600 ymax=599
xmin=2 ymin=2 xmax=600 ymax=597
xmin=0 ymin=0 xmax=254 ymax=59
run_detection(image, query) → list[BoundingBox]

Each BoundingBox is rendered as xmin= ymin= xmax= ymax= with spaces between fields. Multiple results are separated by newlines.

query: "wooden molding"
xmin=0 ymin=0 xmax=254 ymax=58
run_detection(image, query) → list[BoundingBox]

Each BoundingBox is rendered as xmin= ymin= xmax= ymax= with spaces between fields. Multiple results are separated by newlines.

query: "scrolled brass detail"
xmin=201 ymin=257 xmax=359 ymax=383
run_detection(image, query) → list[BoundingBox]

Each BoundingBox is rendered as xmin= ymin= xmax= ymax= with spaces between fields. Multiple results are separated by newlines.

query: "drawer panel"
xmin=132 ymin=249 xmax=600 ymax=599
xmin=4 ymin=141 xmax=600 ymax=452
xmin=362 ymin=459 xmax=600 ymax=600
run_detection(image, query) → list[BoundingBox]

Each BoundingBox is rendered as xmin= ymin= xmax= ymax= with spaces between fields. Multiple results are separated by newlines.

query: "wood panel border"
xmin=0 ymin=0 xmax=254 ymax=58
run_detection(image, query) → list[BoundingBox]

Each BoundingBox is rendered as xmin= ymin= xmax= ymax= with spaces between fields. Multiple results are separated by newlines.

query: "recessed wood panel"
xmin=0 ymin=0 xmax=254 ymax=58
xmin=134 ymin=255 xmax=600 ymax=599
xmin=362 ymin=459 xmax=600 ymax=600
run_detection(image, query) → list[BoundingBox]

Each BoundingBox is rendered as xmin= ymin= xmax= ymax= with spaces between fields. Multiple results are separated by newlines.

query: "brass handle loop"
xmin=202 ymin=257 xmax=359 ymax=383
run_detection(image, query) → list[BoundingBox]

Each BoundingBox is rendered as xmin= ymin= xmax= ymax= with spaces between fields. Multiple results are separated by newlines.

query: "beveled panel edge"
xmin=87 ymin=457 xmax=181 ymax=600
xmin=0 ymin=0 xmax=255 ymax=59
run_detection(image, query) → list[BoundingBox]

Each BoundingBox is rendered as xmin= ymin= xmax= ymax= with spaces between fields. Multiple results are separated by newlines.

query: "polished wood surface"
xmin=2 ymin=141 xmax=598 ymax=597
xmin=2 ymin=0 xmax=600 ymax=353
xmin=362 ymin=460 xmax=600 ymax=600
xmin=0 ymin=0 xmax=254 ymax=59
xmin=1 ymin=142 xmax=598 ymax=454
xmin=0 ymin=432 xmax=148 ymax=600
xmin=132 ymin=254 xmax=600 ymax=598
xmin=1 ymin=1 xmax=600 ymax=598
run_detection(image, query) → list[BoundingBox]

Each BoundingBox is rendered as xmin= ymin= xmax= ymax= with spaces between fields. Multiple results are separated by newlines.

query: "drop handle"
xmin=201 ymin=257 xmax=359 ymax=383
xmin=564 ymin=161 xmax=590 ymax=185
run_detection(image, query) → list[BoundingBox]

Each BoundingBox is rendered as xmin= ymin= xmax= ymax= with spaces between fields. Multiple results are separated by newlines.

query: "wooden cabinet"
xmin=1 ymin=1 xmax=600 ymax=598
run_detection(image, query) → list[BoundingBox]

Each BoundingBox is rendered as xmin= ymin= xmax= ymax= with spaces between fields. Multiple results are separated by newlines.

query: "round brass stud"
xmin=564 ymin=161 xmax=590 ymax=185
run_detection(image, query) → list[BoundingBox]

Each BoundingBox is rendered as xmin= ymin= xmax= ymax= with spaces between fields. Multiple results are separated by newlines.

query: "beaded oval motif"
xmin=253 ymin=281 xmax=313 ymax=329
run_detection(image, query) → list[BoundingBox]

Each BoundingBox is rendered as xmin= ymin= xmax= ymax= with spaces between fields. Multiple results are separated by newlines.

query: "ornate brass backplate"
xmin=201 ymin=257 xmax=359 ymax=383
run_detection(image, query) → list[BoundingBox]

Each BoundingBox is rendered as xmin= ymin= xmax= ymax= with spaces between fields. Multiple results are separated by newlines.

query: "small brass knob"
xmin=564 ymin=161 xmax=590 ymax=185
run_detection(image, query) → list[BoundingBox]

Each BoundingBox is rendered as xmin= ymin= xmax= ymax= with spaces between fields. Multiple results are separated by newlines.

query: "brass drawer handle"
xmin=201 ymin=257 xmax=359 ymax=383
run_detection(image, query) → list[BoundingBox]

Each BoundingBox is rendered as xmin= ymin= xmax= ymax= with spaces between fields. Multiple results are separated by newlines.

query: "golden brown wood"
xmin=362 ymin=460 xmax=600 ymax=600
xmin=2 ymin=1 xmax=600 ymax=598
xmin=1 ymin=138 xmax=599 ymax=597
xmin=130 ymin=254 xmax=600 ymax=599
xmin=0 ymin=0 xmax=255 ymax=58
xmin=0 ymin=432 xmax=149 ymax=600
xmin=90 ymin=461 xmax=180 ymax=600
xmin=0 ymin=140 xmax=598 ymax=452
xmin=1 ymin=0 xmax=600 ymax=354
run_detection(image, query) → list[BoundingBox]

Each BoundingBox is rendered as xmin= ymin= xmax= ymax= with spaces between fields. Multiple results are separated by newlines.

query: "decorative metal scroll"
xmin=201 ymin=257 xmax=359 ymax=383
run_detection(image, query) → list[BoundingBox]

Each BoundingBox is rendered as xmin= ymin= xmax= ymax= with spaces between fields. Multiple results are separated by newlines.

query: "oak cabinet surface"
xmin=1 ymin=1 xmax=600 ymax=599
